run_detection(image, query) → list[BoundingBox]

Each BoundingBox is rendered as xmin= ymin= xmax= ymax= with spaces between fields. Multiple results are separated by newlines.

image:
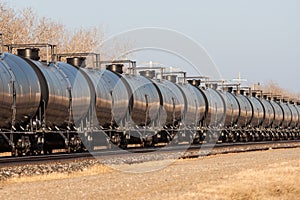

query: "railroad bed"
xmin=1 ymin=140 xmax=300 ymax=181
xmin=1 ymin=147 xmax=300 ymax=200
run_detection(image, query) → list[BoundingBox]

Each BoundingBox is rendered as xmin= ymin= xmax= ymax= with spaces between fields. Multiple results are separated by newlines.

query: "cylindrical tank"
xmin=260 ymin=98 xmax=275 ymax=128
xmin=269 ymin=100 xmax=284 ymax=128
xmin=178 ymin=84 xmax=206 ymax=127
xmin=0 ymin=53 xmax=41 ymax=128
xmin=280 ymin=102 xmax=292 ymax=128
xmin=152 ymin=79 xmax=185 ymax=126
xmin=31 ymin=61 xmax=71 ymax=127
xmin=203 ymin=88 xmax=226 ymax=127
xmin=248 ymin=96 xmax=265 ymax=127
xmin=288 ymin=103 xmax=299 ymax=128
xmin=56 ymin=62 xmax=92 ymax=125
xmin=222 ymin=91 xmax=240 ymax=127
xmin=121 ymin=74 xmax=161 ymax=127
xmin=296 ymin=104 xmax=300 ymax=127
xmin=0 ymin=58 xmax=14 ymax=128
xmin=81 ymin=69 xmax=129 ymax=127
xmin=235 ymin=94 xmax=253 ymax=127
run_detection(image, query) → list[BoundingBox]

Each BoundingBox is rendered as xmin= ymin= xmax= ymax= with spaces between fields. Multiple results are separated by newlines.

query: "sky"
xmin=6 ymin=0 xmax=300 ymax=93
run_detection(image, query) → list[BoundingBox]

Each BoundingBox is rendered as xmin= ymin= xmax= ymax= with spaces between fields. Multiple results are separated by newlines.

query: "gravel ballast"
xmin=1 ymin=141 xmax=300 ymax=181
xmin=1 ymin=147 xmax=300 ymax=199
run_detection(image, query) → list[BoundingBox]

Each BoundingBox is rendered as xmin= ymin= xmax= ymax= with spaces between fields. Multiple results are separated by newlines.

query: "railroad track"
xmin=1 ymin=140 xmax=300 ymax=167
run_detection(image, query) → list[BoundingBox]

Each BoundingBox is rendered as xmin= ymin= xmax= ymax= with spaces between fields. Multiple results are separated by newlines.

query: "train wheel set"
xmin=0 ymin=44 xmax=299 ymax=156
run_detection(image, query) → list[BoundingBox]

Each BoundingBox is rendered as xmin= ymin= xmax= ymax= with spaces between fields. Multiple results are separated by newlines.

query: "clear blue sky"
xmin=7 ymin=0 xmax=300 ymax=93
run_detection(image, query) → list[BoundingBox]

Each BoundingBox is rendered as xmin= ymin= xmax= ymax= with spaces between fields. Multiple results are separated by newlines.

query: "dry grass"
xmin=1 ymin=148 xmax=300 ymax=200
xmin=3 ymin=164 xmax=113 ymax=185
xmin=201 ymin=160 xmax=300 ymax=200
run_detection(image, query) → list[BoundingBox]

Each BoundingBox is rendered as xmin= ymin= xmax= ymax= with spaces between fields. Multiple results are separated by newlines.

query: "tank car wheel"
xmin=45 ymin=148 xmax=53 ymax=154
xmin=292 ymin=132 xmax=296 ymax=140
xmin=120 ymin=139 xmax=128 ymax=149
xmin=235 ymin=132 xmax=241 ymax=142
xmin=119 ymin=135 xmax=128 ymax=149
xmin=272 ymin=132 xmax=279 ymax=141
xmin=278 ymin=132 xmax=283 ymax=140
xmin=241 ymin=132 xmax=249 ymax=142
xmin=221 ymin=133 xmax=228 ymax=143
xmin=290 ymin=132 xmax=295 ymax=140
xmin=198 ymin=132 xmax=205 ymax=144
xmin=261 ymin=132 xmax=266 ymax=141
xmin=205 ymin=134 xmax=212 ymax=143
xmin=229 ymin=132 xmax=236 ymax=143
xmin=139 ymin=141 xmax=145 ymax=148
xmin=11 ymin=149 xmax=17 ymax=157
xmin=188 ymin=132 xmax=195 ymax=144
xmin=17 ymin=151 xmax=23 ymax=157
xmin=120 ymin=144 xmax=128 ymax=149
xmin=152 ymin=135 xmax=160 ymax=146
xmin=192 ymin=136 xmax=200 ymax=144
xmin=278 ymin=132 xmax=282 ymax=140
xmin=66 ymin=146 xmax=71 ymax=154
xmin=169 ymin=132 xmax=180 ymax=146
xmin=259 ymin=133 xmax=265 ymax=141
xmin=283 ymin=132 xmax=288 ymax=140
xmin=144 ymin=141 xmax=153 ymax=147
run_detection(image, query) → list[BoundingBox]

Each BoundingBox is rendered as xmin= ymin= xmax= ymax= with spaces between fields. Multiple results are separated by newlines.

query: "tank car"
xmin=150 ymin=74 xmax=186 ymax=144
xmin=247 ymin=93 xmax=265 ymax=141
xmin=201 ymin=85 xmax=226 ymax=142
xmin=220 ymin=88 xmax=240 ymax=142
xmin=0 ymin=53 xmax=41 ymax=129
xmin=280 ymin=100 xmax=292 ymax=130
xmin=202 ymin=85 xmax=225 ymax=127
xmin=119 ymin=69 xmax=162 ymax=146
xmin=176 ymin=79 xmax=207 ymax=143
xmin=80 ymin=65 xmax=130 ymax=147
xmin=288 ymin=101 xmax=299 ymax=139
xmin=233 ymin=90 xmax=253 ymax=141
xmin=259 ymin=95 xmax=275 ymax=140
xmin=0 ymin=52 xmax=41 ymax=155
xmin=0 ymin=48 xmax=92 ymax=155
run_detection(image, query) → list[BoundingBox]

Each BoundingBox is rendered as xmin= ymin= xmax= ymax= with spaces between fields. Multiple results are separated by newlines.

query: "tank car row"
xmin=0 ymin=45 xmax=300 ymax=156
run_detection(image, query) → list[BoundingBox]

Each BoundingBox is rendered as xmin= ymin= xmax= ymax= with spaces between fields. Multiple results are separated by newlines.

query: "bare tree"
xmin=0 ymin=2 xmax=131 ymax=62
xmin=61 ymin=27 xmax=103 ymax=53
xmin=19 ymin=8 xmax=36 ymax=43
xmin=262 ymin=81 xmax=298 ymax=100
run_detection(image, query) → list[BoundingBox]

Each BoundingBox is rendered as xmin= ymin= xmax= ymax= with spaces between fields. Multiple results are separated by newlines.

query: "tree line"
xmin=0 ymin=2 xmax=128 ymax=60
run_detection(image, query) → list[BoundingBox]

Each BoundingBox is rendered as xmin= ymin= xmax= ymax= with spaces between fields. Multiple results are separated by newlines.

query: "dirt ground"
xmin=1 ymin=148 xmax=300 ymax=200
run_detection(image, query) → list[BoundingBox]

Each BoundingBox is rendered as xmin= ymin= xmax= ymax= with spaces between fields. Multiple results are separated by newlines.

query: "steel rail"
xmin=1 ymin=140 xmax=300 ymax=167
